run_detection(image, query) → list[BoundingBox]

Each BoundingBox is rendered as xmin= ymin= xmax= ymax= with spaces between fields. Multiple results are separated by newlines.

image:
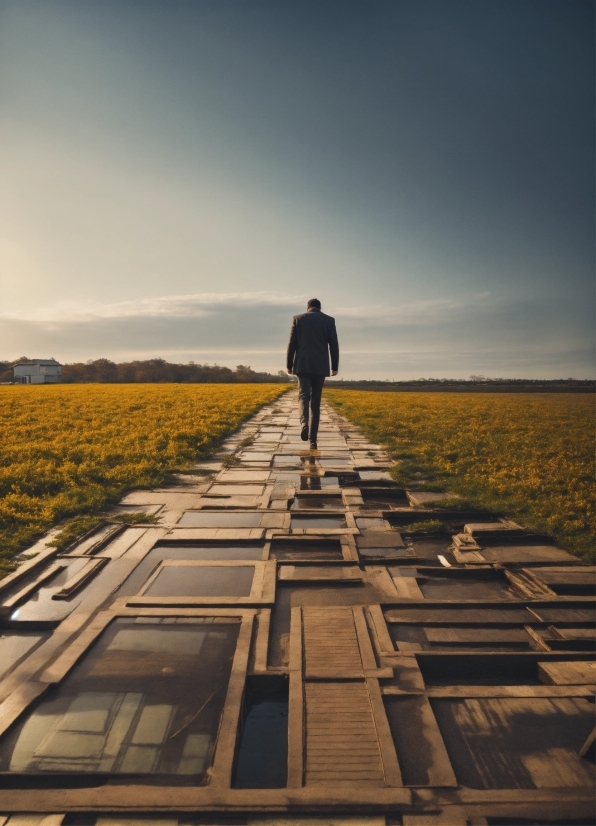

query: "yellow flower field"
xmin=0 ymin=384 xmax=286 ymax=575
xmin=325 ymin=390 xmax=595 ymax=560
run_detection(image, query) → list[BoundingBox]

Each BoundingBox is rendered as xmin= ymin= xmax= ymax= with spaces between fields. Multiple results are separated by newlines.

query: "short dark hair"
xmin=307 ymin=298 xmax=321 ymax=309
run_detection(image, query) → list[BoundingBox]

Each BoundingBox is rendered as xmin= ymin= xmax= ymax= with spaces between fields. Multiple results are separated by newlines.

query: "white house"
xmin=13 ymin=359 xmax=62 ymax=384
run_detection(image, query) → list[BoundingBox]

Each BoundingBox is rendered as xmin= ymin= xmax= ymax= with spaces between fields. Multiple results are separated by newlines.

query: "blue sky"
xmin=0 ymin=0 xmax=593 ymax=378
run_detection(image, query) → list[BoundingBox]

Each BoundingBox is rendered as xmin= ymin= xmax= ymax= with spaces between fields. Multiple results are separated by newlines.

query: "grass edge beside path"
xmin=325 ymin=389 xmax=595 ymax=563
xmin=0 ymin=384 xmax=289 ymax=579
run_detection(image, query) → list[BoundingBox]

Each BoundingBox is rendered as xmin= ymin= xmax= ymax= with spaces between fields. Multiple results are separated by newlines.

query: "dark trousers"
xmin=297 ymin=373 xmax=326 ymax=442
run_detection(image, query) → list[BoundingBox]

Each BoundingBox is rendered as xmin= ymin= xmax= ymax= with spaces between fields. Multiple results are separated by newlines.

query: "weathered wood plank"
xmin=302 ymin=607 xmax=364 ymax=677
xmin=424 ymin=627 xmax=529 ymax=644
xmin=538 ymin=661 xmax=596 ymax=685
xmin=304 ymin=681 xmax=386 ymax=786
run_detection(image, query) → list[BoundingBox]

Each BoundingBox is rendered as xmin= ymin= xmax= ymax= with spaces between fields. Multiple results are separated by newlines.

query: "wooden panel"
xmin=304 ymin=681 xmax=385 ymax=786
xmin=366 ymin=604 xmax=397 ymax=657
xmin=480 ymin=546 xmax=578 ymax=564
xmin=403 ymin=807 xmax=468 ymax=825
xmin=302 ymin=607 xmax=363 ymax=677
xmin=384 ymin=694 xmax=457 ymax=787
xmin=251 ymin=608 xmax=270 ymax=673
xmin=452 ymin=548 xmax=487 ymax=564
xmin=552 ymin=626 xmax=595 ymax=641
xmin=538 ymin=661 xmax=596 ymax=685
xmin=164 ymin=528 xmax=265 ymax=541
xmin=209 ymin=614 xmax=255 ymax=788
xmin=527 ymin=566 xmax=596 ymax=586
xmin=392 ymin=576 xmax=425 ymax=600
xmin=424 ymin=628 xmax=529 ymax=645
xmin=423 ymin=685 xmax=595 ymax=699
xmin=385 ymin=606 xmax=531 ymax=624
xmin=505 ymin=569 xmax=556 ymax=599
xmin=357 ymin=532 xmax=406 ymax=548
xmin=287 ymin=646 xmax=305 ymax=787
xmin=433 ymin=697 xmax=594 ymax=789
xmin=278 ymin=565 xmax=362 ymax=582
xmin=529 ymin=606 xmax=596 ymax=623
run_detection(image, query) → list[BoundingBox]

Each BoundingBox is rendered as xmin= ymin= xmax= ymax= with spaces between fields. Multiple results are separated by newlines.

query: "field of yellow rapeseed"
xmin=0 ymin=384 xmax=286 ymax=575
xmin=325 ymin=390 xmax=595 ymax=560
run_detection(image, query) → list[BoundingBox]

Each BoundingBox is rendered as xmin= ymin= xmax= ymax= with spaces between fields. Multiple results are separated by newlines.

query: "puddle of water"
xmin=233 ymin=676 xmax=288 ymax=788
xmin=300 ymin=476 xmax=339 ymax=489
xmin=6 ymin=558 xmax=90 ymax=623
xmin=178 ymin=512 xmax=262 ymax=528
xmin=0 ymin=633 xmax=47 ymax=679
xmin=290 ymin=514 xmax=347 ymax=529
xmin=361 ymin=489 xmax=409 ymax=508
xmin=0 ymin=618 xmax=239 ymax=781
xmin=359 ymin=471 xmax=394 ymax=481
xmin=117 ymin=546 xmax=263 ymax=596
xmin=356 ymin=517 xmax=386 ymax=530
xmin=145 ymin=565 xmax=255 ymax=597
xmin=291 ymin=496 xmax=344 ymax=511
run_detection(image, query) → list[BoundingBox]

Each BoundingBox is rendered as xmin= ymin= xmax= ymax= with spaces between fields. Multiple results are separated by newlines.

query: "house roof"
xmin=12 ymin=359 xmax=61 ymax=367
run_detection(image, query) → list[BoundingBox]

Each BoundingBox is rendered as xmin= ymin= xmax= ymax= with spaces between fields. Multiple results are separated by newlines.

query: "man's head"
xmin=307 ymin=298 xmax=321 ymax=310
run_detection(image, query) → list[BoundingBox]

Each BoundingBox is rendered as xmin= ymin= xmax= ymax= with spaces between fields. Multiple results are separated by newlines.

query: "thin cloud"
xmin=0 ymin=291 xmax=302 ymax=322
xmin=1 ymin=290 xmax=494 ymax=326
xmin=334 ymin=293 xmax=494 ymax=326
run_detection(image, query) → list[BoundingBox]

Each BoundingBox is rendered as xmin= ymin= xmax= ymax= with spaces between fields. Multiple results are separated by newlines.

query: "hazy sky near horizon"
xmin=0 ymin=0 xmax=593 ymax=378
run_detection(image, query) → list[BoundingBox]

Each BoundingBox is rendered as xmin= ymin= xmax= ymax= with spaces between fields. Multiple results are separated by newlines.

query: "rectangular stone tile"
xmin=218 ymin=471 xmax=271 ymax=482
xmin=208 ymin=485 xmax=265 ymax=496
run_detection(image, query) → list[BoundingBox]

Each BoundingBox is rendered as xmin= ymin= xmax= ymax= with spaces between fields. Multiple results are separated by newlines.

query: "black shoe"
xmin=309 ymin=441 xmax=318 ymax=450
xmin=301 ymin=425 xmax=309 ymax=441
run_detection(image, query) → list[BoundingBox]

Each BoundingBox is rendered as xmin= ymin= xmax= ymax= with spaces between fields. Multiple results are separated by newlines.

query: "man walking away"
xmin=286 ymin=298 xmax=339 ymax=449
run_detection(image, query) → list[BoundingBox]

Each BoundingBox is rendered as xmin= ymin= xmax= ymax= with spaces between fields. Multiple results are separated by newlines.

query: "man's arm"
xmin=328 ymin=318 xmax=339 ymax=375
xmin=286 ymin=317 xmax=297 ymax=374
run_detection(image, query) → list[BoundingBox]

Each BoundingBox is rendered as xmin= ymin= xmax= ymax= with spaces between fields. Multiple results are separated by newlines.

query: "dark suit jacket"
xmin=286 ymin=308 xmax=339 ymax=376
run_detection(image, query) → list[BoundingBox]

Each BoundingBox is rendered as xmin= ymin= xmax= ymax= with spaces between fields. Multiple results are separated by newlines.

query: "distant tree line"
xmin=1 ymin=358 xmax=592 ymax=389
xmin=331 ymin=377 xmax=595 ymax=393
xmin=334 ymin=377 xmax=594 ymax=386
xmin=0 ymin=357 xmax=290 ymax=384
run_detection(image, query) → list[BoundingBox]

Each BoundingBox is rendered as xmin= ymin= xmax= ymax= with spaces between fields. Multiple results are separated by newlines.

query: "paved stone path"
xmin=0 ymin=389 xmax=593 ymax=824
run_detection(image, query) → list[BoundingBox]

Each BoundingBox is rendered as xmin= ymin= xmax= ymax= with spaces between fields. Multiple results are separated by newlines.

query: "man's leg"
xmin=309 ymin=374 xmax=326 ymax=444
xmin=297 ymin=374 xmax=312 ymax=439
